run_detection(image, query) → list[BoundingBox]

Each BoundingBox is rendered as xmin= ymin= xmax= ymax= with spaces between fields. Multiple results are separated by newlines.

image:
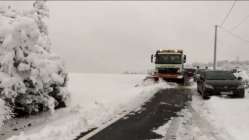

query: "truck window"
xmin=155 ymin=54 xmax=182 ymax=64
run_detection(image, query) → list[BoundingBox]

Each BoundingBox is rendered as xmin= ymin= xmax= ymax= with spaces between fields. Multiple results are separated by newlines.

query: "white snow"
xmin=0 ymin=99 xmax=11 ymax=128
xmin=192 ymin=69 xmax=249 ymax=140
xmin=152 ymin=119 xmax=172 ymax=137
xmin=6 ymin=73 xmax=171 ymax=140
xmin=152 ymin=69 xmax=249 ymax=140
xmin=152 ymin=89 xmax=249 ymax=140
xmin=234 ymin=70 xmax=249 ymax=80
xmin=192 ymin=91 xmax=249 ymax=140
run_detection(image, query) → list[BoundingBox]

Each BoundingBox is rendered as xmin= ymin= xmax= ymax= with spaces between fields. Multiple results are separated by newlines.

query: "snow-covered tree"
xmin=0 ymin=1 xmax=70 ymax=116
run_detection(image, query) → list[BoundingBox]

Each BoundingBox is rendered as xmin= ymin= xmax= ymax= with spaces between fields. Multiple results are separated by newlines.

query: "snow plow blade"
xmin=144 ymin=74 xmax=185 ymax=84
xmin=144 ymin=75 xmax=159 ymax=82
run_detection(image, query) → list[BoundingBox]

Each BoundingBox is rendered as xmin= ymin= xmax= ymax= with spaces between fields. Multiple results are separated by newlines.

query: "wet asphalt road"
xmin=86 ymin=88 xmax=192 ymax=140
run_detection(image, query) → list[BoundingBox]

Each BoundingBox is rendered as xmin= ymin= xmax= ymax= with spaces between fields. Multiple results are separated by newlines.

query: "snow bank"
xmin=234 ymin=70 xmax=249 ymax=81
xmin=68 ymin=74 xmax=172 ymax=129
xmin=204 ymin=96 xmax=249 ymax=140
xmin=192 ymin=89 xmax=249 ymax=140
xmin=7 ymin=73 xmax=172 ymax=140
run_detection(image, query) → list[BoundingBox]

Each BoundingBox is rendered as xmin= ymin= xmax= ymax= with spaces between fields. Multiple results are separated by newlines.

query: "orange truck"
xmin=149 ymin=49 xmax=186 ymax=83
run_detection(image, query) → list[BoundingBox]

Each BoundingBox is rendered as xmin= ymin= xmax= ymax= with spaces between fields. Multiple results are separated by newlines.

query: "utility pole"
xmin=213 ymin=25 xmax=218 ymax=70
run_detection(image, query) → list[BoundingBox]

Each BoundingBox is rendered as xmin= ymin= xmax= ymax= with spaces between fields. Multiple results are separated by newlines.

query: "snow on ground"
xmin=152 ymin=71 xmax=249 ymax=140
xmin=191 ymin=69 xmax=249 ymax=140
xmin=152 ymin=119 xmax=172 ymax=139
xmin=152 ymin=108 xmax=197 ymax=140
xmin=6 ymin=73 xmax=171 ymax=140
xmin=153 ymin=88 xmax=249 ymax=140
xmin=192 ymin=89 xmax=249 ymax=140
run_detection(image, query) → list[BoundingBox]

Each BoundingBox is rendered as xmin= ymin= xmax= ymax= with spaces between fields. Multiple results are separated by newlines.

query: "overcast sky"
xmin=2 ymin=1 xmax=249 ymax=73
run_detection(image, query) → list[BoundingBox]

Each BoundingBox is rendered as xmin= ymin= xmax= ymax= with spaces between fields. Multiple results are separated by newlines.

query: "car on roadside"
xmin=197 ymin=70 xmax=245 ymax=99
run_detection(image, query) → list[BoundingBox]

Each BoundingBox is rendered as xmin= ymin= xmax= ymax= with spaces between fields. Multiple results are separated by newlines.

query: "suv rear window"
xmin=205 ymin=71 xmax=236 ymax=80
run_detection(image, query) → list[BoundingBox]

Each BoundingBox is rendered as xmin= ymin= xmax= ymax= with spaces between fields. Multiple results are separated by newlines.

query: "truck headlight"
xmin=177 ymin=69 xmax=181 ymax=73
xmin=205 ymin=84 xmax=214 ymax=89
xmin=177 ymin=75 xmax=183 ymax=79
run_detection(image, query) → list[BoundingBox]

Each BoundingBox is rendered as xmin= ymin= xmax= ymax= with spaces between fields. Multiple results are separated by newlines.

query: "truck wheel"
xmin=179 ymin=78 xmax=185 ymax=84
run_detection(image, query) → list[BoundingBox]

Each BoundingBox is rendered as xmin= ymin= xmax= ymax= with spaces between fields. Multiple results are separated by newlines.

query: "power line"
xmin=219 ymin=25 xmax=249 ymax=45
xmin=220 ymin=0 xmax=237 ymax=26
xmin=231 ymin=14 xmax=249 ymax=31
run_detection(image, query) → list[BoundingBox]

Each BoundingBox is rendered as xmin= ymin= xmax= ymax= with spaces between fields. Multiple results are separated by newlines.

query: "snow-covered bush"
xmin=0 ymin=1 xmax=70 ymax=116
xmin=233 ymin=70 xmax=249 ymax=88
xmin=0 ymin=99 xmax=11 ymax=127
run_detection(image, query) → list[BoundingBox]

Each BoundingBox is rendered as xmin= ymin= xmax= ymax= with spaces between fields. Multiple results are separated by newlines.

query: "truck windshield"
xmin=155 ymin=54 xmax=182 ymax=64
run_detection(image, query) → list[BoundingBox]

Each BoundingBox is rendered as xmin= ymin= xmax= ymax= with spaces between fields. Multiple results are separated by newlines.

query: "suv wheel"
xmin=233 ymin=90 xmax=245 ymax=98
xmin=238 ymin=92 xmax=245 ymax=98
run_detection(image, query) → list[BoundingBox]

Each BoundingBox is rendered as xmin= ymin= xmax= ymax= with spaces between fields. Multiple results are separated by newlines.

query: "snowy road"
xmin=79 ymin=88 xmax=191 ymax=140
xmin=2 ymin=73 xmax=249 ymax=140
xmin=78 ymin=85 xmax=249 ymax=140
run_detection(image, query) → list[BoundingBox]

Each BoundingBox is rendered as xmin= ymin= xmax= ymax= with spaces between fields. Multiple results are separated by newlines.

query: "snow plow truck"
xmin=147 ymin=49 xmax=186 ymax=83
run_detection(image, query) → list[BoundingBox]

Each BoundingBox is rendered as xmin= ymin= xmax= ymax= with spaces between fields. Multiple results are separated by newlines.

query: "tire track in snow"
xmin=164 ymin=88 xmax=235 ymax=140
xmin=189 ymin=106 xmax=234 ymax=140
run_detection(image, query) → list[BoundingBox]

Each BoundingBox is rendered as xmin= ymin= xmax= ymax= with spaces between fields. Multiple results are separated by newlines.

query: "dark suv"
xmin=197 ymin=70 xmax=245 ymax=99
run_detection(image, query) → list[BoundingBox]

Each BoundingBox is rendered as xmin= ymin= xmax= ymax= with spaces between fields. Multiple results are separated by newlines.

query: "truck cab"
xmin=151 ymin=49 xmax=186 ymax=83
